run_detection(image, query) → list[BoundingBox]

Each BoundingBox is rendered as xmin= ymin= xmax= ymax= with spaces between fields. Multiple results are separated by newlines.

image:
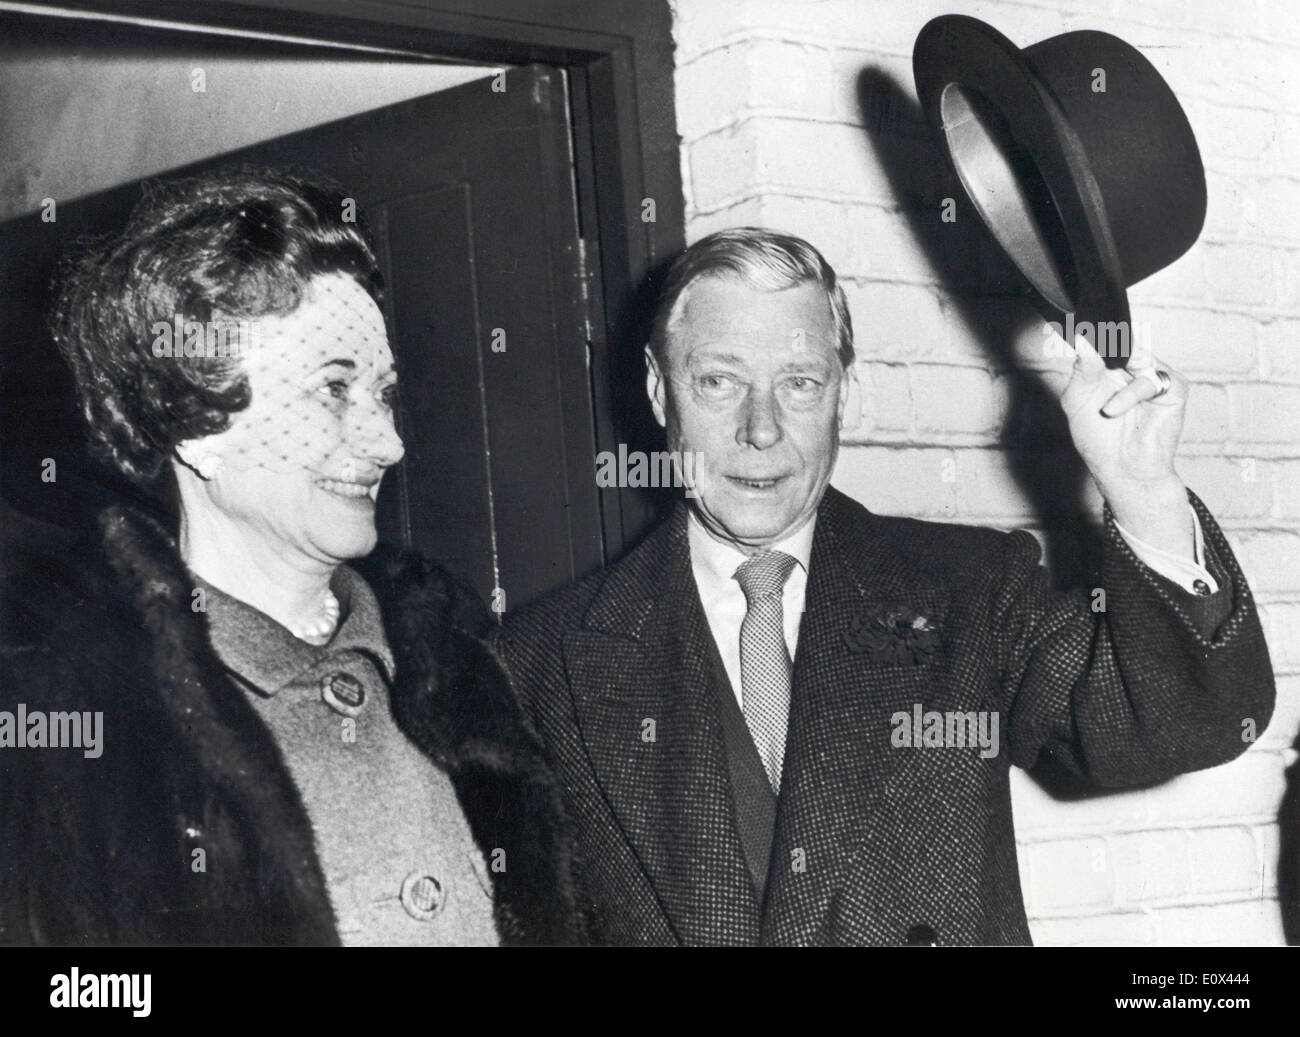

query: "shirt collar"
xmin=687 ymin=508 xmax=816 ymax=587
xmin=195 ymin=564 xmax=396 ymax=697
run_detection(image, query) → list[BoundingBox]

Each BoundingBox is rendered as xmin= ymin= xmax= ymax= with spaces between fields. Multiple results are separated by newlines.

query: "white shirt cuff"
xmin=1113 ymin=504 xmax=1219 ymax=595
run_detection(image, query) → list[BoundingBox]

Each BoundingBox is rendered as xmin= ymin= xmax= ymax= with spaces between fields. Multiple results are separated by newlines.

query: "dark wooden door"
xmin=1 ymin=64 xmax=603 ymax=613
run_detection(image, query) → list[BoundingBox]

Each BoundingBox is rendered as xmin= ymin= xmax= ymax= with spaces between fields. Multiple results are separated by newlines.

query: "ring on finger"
xmin=1133 ymin=366 xmax=1172 ymax=399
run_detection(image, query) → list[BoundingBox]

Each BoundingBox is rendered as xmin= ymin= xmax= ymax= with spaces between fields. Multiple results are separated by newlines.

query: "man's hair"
xmin=647 ymin=227 xmax=854 ymax=369
xmin=50 ymin=166 xmax=382 ymax=485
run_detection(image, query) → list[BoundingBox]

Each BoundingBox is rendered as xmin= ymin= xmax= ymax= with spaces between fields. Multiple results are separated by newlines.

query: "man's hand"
xmin=1056 ymin=333 xmax=1194 ymax=558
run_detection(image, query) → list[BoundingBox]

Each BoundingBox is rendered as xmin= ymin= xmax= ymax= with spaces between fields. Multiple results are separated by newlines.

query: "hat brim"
xmin=914 ymin=15 xmax=1131 ymax=368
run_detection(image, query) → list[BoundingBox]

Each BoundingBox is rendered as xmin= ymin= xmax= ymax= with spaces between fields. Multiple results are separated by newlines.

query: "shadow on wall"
xmin=855 ymin=66 xmax=1099 ymax=584
xmin=855 ymin=64 xmax=1294 ymax=941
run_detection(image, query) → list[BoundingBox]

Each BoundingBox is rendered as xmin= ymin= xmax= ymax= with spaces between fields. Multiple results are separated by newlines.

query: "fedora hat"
xmin=913 ymin=15 xmax=1206 ymax=368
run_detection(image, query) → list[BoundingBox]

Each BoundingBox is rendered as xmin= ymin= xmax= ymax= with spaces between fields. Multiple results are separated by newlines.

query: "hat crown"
xmin=1020 ymin=29 xmax=1206 ymax=287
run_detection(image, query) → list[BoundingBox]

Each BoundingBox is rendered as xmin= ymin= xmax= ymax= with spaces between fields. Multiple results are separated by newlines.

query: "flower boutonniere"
xmin=843 ymin=601 xmax=942 ymax=666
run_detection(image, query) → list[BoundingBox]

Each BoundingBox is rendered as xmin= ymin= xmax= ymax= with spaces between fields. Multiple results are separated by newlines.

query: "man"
xmin=492 ymin=228 xmax=1274 ymax=945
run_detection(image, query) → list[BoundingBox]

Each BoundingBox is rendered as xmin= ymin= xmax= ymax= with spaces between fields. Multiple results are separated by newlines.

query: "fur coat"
xmin=0 ymin=505 xmax=582 ymax=946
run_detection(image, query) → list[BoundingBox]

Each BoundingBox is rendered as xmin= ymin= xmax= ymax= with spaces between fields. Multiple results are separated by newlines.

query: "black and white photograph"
xmin=0 ymin=0 xmax=1295 ymax=1002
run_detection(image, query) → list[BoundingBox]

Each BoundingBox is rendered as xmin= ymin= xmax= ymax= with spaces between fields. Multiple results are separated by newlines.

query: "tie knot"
xmin=734 ymin=550 xmax=798 ymax=604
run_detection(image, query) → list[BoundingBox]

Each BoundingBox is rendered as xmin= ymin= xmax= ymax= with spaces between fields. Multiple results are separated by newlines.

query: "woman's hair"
xmin=50 ymin=167 xmax=383 ymax=484
xmin=647 ymin=227 xmax=855 ymax=370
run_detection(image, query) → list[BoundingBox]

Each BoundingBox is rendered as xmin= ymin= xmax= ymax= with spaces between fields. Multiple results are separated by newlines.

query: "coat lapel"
xmin=762 ymin=488 xmax=950 ymax=945
xmin=563 ymin=506 xmax=761 ymax=945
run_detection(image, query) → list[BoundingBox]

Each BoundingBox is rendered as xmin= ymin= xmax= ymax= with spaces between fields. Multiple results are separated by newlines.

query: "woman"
xmin=0 ymin=168 xmax=582 ymax=946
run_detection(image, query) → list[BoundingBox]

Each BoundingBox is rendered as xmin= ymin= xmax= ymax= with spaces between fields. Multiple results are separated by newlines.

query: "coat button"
xmin=320 ymin=671 xmax=365 ymax=717
xmin=400 ymin=871 xmax=445 ymax=921
xmin=904 ymin=923 xmax=938 ymax=946
xmin=1192 ymin=579 xmax=1211 ymax=596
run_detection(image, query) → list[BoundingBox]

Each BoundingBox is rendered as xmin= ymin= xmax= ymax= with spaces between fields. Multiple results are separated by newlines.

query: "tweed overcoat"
xmin=0 ymin=505 xmax=583 ymax=946
xmin=491 ymin=486 xmax=1275 ymax=945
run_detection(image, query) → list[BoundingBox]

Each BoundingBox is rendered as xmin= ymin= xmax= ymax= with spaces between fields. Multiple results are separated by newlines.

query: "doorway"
xmin=0 ymin=1 xmax=683 ymax=614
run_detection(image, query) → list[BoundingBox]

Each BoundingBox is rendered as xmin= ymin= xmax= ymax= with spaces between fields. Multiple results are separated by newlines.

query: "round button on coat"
xmin=320 ymin=671 xmax=366 ymax=716
xmin=400 ymin=871 xmax=446 ymax=921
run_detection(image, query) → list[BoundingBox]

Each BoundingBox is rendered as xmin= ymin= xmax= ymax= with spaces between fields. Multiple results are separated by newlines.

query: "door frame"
xmin=15 ymin=0 xmax=685 ymax=562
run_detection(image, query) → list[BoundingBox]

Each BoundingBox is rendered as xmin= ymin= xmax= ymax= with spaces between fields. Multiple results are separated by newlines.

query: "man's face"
xmin=647 ymin=274 xmax=849 ymax=550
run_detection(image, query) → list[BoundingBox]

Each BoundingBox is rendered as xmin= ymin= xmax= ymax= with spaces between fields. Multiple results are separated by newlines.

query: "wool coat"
xmin=491 ymin=487 xmax=1275 ymax=945
xmin=0 ymin=505 xmax=582 ymax=946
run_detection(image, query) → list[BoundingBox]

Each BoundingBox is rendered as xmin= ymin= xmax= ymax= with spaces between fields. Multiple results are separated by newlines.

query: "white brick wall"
xmin=671 ymin=0 xmax=1300 ymax=945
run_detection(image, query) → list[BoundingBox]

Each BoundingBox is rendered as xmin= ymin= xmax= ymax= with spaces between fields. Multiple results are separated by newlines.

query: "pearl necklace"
xmin=288 ymin=589 xmax=340 ymax=644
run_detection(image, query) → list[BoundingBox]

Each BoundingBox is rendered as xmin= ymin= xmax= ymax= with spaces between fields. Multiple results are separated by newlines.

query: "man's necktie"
xmin=734 ymin=550 xmax=798 ymax=793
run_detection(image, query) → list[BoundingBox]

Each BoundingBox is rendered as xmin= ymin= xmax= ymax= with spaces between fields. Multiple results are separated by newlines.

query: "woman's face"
xmin=183 ymin=272 xmax=405 ymax=565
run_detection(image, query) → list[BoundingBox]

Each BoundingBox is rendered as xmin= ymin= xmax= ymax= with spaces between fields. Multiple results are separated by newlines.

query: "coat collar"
xmin=196 ymin=565 xmax=395 ymax=698
xmin=94 ymin=504 xmax=581 ymax=945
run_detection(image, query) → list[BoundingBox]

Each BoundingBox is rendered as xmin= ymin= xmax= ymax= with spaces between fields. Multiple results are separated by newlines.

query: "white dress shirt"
xmin=688 ymin=504 xmax=1219 ymax=711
